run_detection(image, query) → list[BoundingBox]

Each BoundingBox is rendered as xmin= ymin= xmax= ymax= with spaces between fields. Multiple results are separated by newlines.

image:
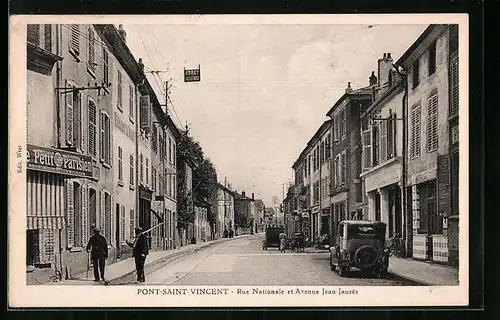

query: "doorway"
xmin=115 ymin=203 xmax=121 ymax=259
xmin=26 ymin=229 xmax=39 ymax=266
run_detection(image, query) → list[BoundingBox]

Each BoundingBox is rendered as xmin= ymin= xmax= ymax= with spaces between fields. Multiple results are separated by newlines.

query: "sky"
xmin=123 ymin=23 xmax=428 ymax=206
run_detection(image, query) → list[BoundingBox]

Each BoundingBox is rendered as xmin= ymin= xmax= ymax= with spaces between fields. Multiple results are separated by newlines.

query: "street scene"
xmin=24 ymin=21 xmax=460 ymax=287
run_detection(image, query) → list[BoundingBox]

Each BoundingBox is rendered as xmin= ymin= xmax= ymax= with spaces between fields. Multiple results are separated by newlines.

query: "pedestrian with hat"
xmin=126 ymin=226 xmax=149 ymax=283
xmin=85 ymin=227 xmax=108 ymax=282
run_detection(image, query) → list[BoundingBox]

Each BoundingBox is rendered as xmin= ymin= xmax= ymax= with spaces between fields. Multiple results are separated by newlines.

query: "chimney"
xmin=377 ymin=52 xmax=393 ymax=87
xmin=242 ymin=191 xmax=246 ymax=198
xmin=345 ymin=82 xmax=353 ymax=94
xmin=369 ymin=71 xmax=377 ymax=86
xmin=138 ymin=58 xmax=144 ymax=74
xmin=118 ymin=25 xmax=127 ymax=43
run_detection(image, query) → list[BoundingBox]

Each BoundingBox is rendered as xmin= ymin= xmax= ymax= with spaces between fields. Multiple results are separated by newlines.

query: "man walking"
xmin=85 ymin=228 xmax=108 ymax=282
xmin=126 ymin=227 xmax=149 ymax=283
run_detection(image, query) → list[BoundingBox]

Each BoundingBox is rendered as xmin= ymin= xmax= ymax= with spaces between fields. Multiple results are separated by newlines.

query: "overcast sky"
xmin=123 ymin=23 xmax=428 ymax=206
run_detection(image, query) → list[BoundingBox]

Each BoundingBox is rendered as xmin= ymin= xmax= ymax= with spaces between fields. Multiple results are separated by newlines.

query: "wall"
xmin=27 ymin=71 xmax=56 ymax=147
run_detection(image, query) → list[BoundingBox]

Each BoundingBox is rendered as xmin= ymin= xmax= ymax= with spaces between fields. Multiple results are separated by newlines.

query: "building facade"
xmin=395 ymin=24 xmax=458 ymax=265
xmin=216 ymin=183 xmax=235 ymax=235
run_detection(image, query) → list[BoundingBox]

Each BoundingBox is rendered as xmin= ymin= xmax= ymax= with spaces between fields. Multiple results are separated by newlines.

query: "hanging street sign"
xmin=184 ymin=66 xmax=201 ymax=82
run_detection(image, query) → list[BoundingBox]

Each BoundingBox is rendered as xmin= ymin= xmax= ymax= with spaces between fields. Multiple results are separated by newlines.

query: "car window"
xmin=347 ymin=224 xmax=385 ymax=237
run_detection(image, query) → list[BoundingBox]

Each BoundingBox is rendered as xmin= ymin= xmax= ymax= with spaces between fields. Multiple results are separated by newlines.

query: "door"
xmin=427 ymin=182 xmax=437 ymax=261
xmin=115 ymin=203 xmax=121 ymax=259
xmin=394 ymin=187 xmax=402 ymax=236
xmin=26 ymin=229 xmax=39 ymax=266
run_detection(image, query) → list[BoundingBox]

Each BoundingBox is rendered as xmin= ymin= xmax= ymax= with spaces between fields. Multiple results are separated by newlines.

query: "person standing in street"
xmin=85 ymin=228 xmax=108 ymax=282
xmin=126 ymin=227 xmax=149 ymax=283
xmin=279 ymin=231 xmax=287 ymax=253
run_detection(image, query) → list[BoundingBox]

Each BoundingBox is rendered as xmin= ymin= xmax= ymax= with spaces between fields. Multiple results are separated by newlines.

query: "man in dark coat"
xmin=85 ymin=228 xmax=108 ymax=282
xmin=126 ymin=227 xmax=149 ymax=283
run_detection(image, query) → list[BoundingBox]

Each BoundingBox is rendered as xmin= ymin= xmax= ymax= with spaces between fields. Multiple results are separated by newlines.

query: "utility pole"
xmin=165 ymin=81 xmax=169 ymax=115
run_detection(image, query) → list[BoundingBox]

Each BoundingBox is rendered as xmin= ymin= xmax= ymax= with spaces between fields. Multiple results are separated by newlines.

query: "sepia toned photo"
xmin=9 ymin=14 xmax=469 ymax=308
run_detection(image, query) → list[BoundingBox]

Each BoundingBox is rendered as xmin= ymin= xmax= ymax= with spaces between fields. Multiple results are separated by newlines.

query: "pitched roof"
xmin=325 ymin=85 xmax=373 ymax=117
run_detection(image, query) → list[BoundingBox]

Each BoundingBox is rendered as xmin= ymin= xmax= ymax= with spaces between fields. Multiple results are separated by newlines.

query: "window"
xmin=428 ymin=41 xmax=437 ymax=76
xmin=173 ymin=175 xmax=177 ymax=200
xmin=100 ymin=111 xmax=111 ymax=165
xmin=340 ymin=151 xmax=346 ymax=185
xmin=27 ymin=25 xmax=40 ymax=46
xmin=88 ymin=27 xmax=96 ymax=74
xmin=89 ymin=188 xmax=97 ymax=230
xmin=152 ymin=125 xmax=158 ymax=152
xmin=159 ymin=172 xmax=164 ymax=195
xmin=308 ymin=155 xmax=312 ymax=175
xmin=129 ymin=209 xmax=135 ymax=240
xmin=129 ymin=154 xmax=135 ymax=186
xmin=118 ymin=146 xmax=123 ymax=184
xmin=326 ymin=133 xmax=331 ymax=159
xmin=334 ymin=114 xmax=340 ymax=142
xmin=152 ymin=168 xmax=156 ymax=191
xmin=380 ymin=121 xmax=387 ymax=163
xmin=372 ymin=124 xmax=379 ymax=167
xmin=334 ymin=154 xmax=341 ymax=186
xmin=103 ymin=192 xmax=112 ymax=244
xmin=387 ymin=115 xmax=395 ymax=159
xmin=341 ymin=108 xmax=347 ymax=139
xmin=427 ymin=94 xmax=438 ymax=152
xmin=145 ymin=158 xmax=149 ymax=185
xmin=129 ymin=85 xmax=134 ymax=121
xmin=159 ymin=135 xmax=164 ymax=159
xmin=140 ymin=153 xmax=144 ymax=183
xmin=410 ymin=105 xmax=421 ymax=159
xmin=166 ymin=170 xmax=171 ymax=197
xmin=103 ymin=48 xmax=109 ymax=85
xmin=168 ymin=138 xmax=172 ymax=163
xmin=412 ymin=60 xmax=420 ymax=89
xmin=362 ymin=129 xmax=372 ymax=170
xmin=72 ymin=182 xmax=82 ymax=247
xmin=65 ymin=82 xmax=82 ymax=150
xmin=450 ymin=52 xmax=459 ymax=116
xmin=88 ymin=98 xmax=97 ymax=157
xmin=117 ymin=70 xmax=123 ymax=111
xmin=120 ymin=205 xmax=126 ymax=243
xmin=69 ymin=24 xmax=80 ymax=57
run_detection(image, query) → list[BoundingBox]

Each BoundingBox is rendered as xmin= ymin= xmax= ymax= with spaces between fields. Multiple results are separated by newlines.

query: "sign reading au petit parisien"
xmin=27 ymin=144 xmax=93 ymax=178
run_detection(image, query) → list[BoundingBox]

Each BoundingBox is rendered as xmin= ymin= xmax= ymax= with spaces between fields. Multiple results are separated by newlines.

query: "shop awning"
xmin=27 ymin=216 xmax=65 ymax=230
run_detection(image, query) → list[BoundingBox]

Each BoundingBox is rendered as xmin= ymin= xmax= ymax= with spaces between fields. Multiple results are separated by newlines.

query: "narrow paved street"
xmin=145 ymin=235 xmax=417 ymax=286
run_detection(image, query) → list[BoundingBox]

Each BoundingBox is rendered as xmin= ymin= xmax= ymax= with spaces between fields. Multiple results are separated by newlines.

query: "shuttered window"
xmin=129 ymin=209 xmax=135 ymax=240
xmin=88 ymin=99 xmax=97 ymax=157
xmin=410 ymin=105 xmax=421 ymax=159
xmin=152 ymin=125 xmax=158 ymax=152
xmin=130 ymin=154 xmax=135 ymax=186
xmin=88 ymin=27 xmax=96 ymax=73
xmin=129 ymin=85 xmax=134 ymax=121
xmin=118 ymin=146 xmax=123 ymax=182
xmin=387 ymin=115 xmax=395 ymax=159
xmin=362 ymin=130 xmax=372 ymax=170
xmin=27 ymin=25 xmax=40 ymax=46
xmin=428 ymin=41 xmax=437 ymax=76
xmin=427 ymin=94 xmax=438 ymax=152
xmin=69 ymin=24 xmax=80 ymax=56
xmin=103 ymin=48 xmax=109 ymax=85
xmin=117 ymin=70 xmax=123 ymax=111
xmin=372 ymin=124 xmax=379 ymax=167
xmin=412 ymin=60 xmax=420 ymax=89
xmin=120 ymin=205 xmax=126 ymax=243
xmin=333 ymin=114 xmax=339 ymax=142
xmin=341 ymin=108 xmax=347 ymax=139
xmin=140 ymin=95 xmax=152 ymax=132
xmin=340 ymin=151 xmax=346 ymax=185
xmin=100 ymin=111 xmax=111 ymax=165
xmin=380 ymin=121 xmax=387 ymax=163
xmin=450 ymin=53 xmax=459 ymax=116
xmin=65 ymin=83 xmax=74 ymax=146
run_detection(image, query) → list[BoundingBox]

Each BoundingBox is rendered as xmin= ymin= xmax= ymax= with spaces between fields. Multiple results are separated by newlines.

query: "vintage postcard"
xmin=9 ymin=13 xmax=469 ymax=308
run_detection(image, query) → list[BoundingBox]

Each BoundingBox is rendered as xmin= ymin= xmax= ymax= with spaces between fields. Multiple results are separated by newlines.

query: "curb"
xmin=388 ymin=271 xmax=432 ymax=286
xmin=108 ymin=236 xmax=245 ymax=285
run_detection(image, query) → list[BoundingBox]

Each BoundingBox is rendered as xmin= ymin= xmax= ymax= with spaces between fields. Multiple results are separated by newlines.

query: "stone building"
xmin=216 ymin=182 xmax=235 ymax=235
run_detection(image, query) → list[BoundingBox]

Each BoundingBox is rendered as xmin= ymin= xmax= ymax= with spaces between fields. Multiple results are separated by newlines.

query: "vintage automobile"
xmin=262 ymin=226 xmax=285 ymax=250
xmin=329 ymin=220 xmax=389 ymax=277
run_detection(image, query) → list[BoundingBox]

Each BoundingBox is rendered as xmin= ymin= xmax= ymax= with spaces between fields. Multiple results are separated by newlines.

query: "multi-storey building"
xmin=326 ymin=82 xmax=372 ymax=238
xmin=177 ymin=151 xmax=194 ymax=246
xmin=395 ymin=24 xmax=458 ymax=265
xmin=360 ymin=54 xmax=406 ymax=240
xmin=233 ymin=191 xmax=255 ymax=234
xmin=253 ymin=199 xmax=265 ymax=233
xmin=216 ymin=182 xmax=235 ymax=234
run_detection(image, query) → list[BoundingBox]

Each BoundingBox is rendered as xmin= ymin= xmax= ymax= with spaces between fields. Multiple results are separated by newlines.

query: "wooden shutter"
xmin=341 ymin=151 xmax=346 ymax=184
xmin=100 ymin=190 xmax=105 ymax=230
xmin=107 ymin=114 xmax=112 ymax=164
xmin=387 ymin=115 xmax=395 ymax=159
xmin=88 ymin=100 xmax=97 ymax=157
xmin=427 ymin=94 xmax=438 ymax=152
xmin=103 ymin=48 xmax=109 ymax=85
xmin=341 ymin=109 xmax=347 ymax=138
xmin=118 ymin=146 xmax=123 ymax=181
xmin=88 ymin=27 xmax=95 ymax=72
xmin=120 ymin=205 xmax=126 ymax=243
xmin=117 ymin=70 xmax=123 ymax=110
xmin=65 ymin=82 xmax=74 ymax=146
xmin=450 ymin=53 xmax=459 ymax=116
xmin=140 ymin=95 xmax=152 ymax=132
xmin=362 ymin=130 xmax=372 ymax=170
xmin=129 ymin=85 xmax=134 ymax=120
xmin=411 ymin=106 xmax=421 ymax=158
xmin=70 ymin=24 xmax=79 ymax=54
xmin=66 ymin=180 xmax=75 ymax=248
xmin=78 ymin=92 xmax=84 ymax=151
xmin=437 ymin=155 xmax=451 ymax=218
xmin=100 ymin=111 xmax=105 ymax=162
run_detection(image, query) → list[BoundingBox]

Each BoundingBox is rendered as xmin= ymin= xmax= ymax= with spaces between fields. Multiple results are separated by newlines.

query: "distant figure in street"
xmin=223 ymin=228 xmax=228 ymax=238
xmin=86 ymin=228 xmax=108 ymax=282
xmin=279 ymin=232 xmax=287 ymax=252
xmin=228 ymin=229 xmax=234 ymax=238
xmin=126 ymin=227 xmax=149 ymax=283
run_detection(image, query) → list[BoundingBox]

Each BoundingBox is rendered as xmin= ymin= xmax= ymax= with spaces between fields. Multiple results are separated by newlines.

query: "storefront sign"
xmin=139 ymin=186 xmax=153 ymax=201
xmin=27 ymin=144 xmax=93 ymax=178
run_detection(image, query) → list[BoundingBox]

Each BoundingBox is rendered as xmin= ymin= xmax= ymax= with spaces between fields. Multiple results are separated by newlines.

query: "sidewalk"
xmin=53 ymin=235 xmax=247 ymax=285
xmin=388 ymin=256 xmax=459 ymax=286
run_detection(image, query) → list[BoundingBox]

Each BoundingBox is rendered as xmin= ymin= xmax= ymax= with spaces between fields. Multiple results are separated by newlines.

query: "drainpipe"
xmin=55 ymin=24 xmax=64 ymax=278
xmin=395 ymin=64 xmax=410 ymax=257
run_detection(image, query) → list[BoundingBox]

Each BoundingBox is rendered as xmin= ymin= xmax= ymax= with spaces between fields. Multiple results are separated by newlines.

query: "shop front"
xmin=138 ymin=186 xmax=153 ymax=247
xmin=26 ymin=144 xmax=94 ymax=276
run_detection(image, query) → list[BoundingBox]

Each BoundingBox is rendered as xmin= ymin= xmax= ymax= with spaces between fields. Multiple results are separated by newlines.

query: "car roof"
xmin=340 ymin=220 xmax=386 ymax=226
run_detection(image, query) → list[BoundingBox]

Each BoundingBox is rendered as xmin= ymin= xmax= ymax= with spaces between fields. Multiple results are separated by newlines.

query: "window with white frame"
xmin=118 ymin=146 xmax=123 ymax=184
xmin=99 ymin=111 xmax=111 ymax=165
xmin=117 ymin=70 xmax=123 ymax=111
xmin=427 ymin=94 xmax=438 ymax=152
xmin=129 ymin=154 xmax=134 ymax=186
xmin=410 ymin=105 xmax=421 ymax=159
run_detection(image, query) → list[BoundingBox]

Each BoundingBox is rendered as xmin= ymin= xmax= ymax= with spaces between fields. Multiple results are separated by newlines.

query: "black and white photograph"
xmin=9 ymin=14 xmax=468 ymax=308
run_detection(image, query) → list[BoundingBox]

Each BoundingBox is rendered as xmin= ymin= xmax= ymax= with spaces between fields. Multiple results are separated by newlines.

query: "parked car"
xmin=262 ymin=226 xmax=285 ymax=250
xmin=329 ymin=220 xmax=389 ymax=277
